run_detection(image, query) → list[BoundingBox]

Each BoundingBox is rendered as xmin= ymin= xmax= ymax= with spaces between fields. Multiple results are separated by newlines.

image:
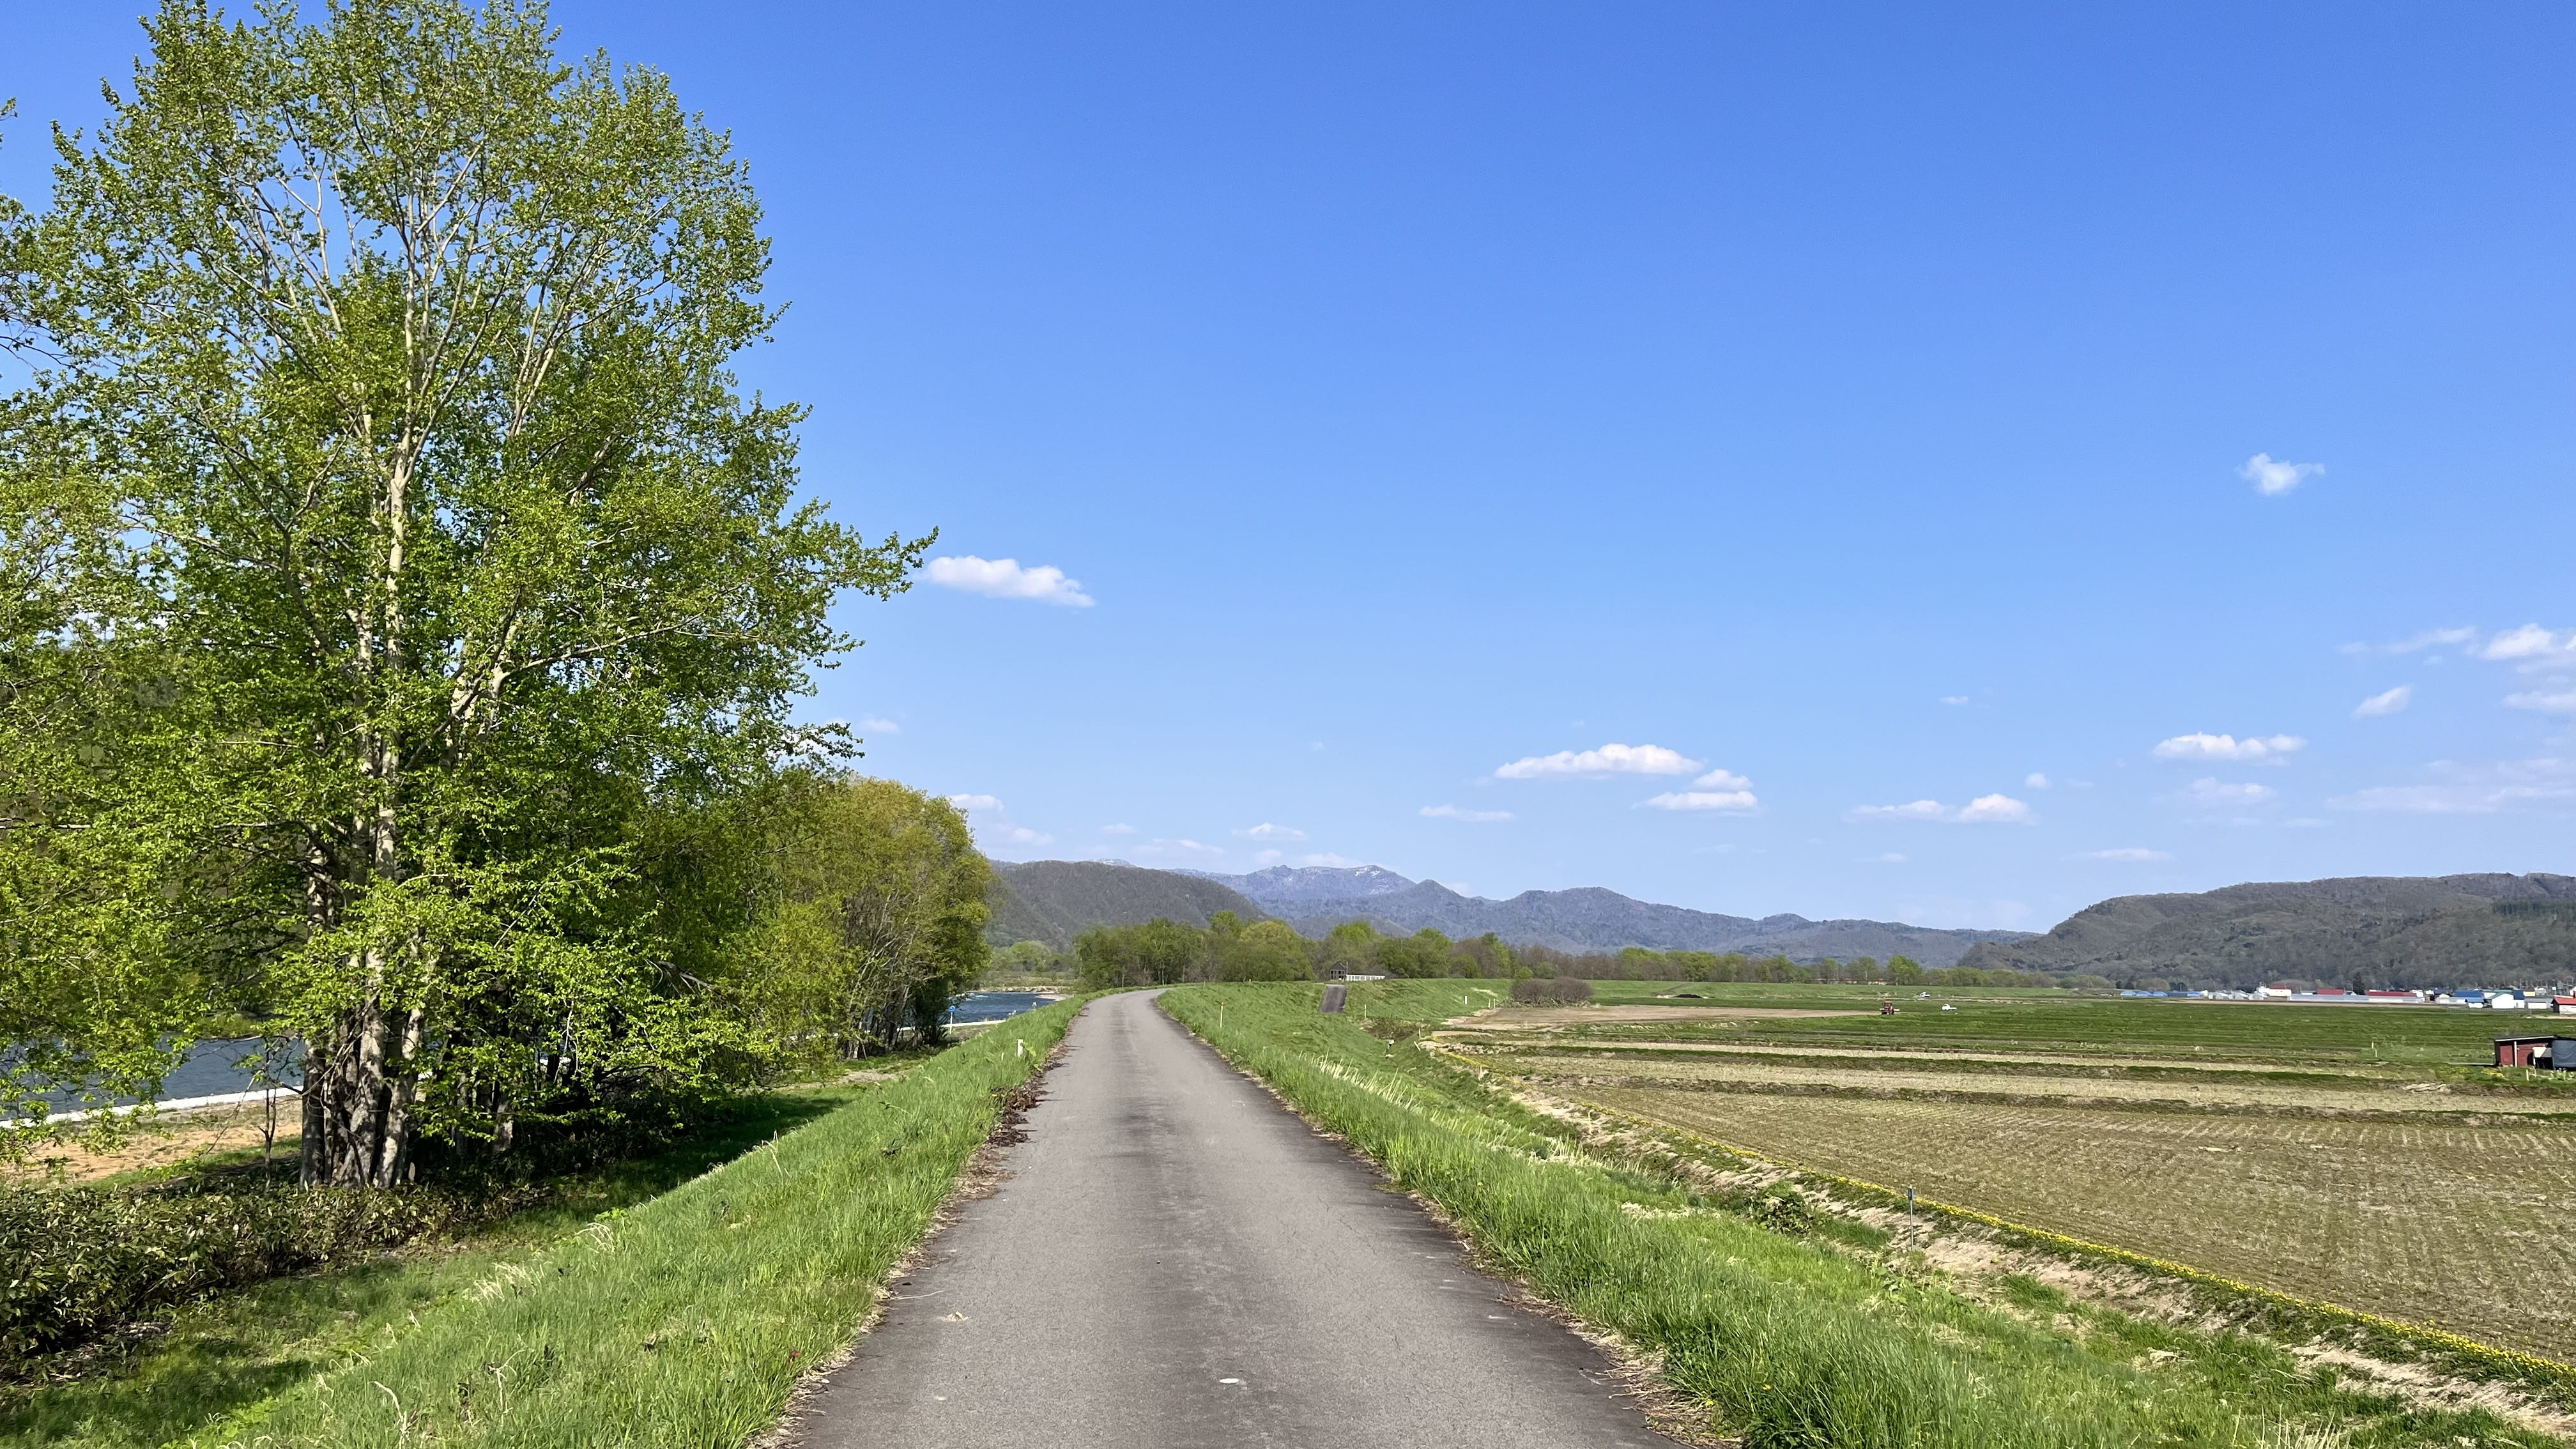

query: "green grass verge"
xmin=1545 ymin=984 xmax=2524 ymax=1065
xmin=1165 ymin=981 xmax=2555 ymax=1449
xmin=166 ymin=1001 xmax=1081 ymax=1449
xmin=0 ymin=1086 xmax=873 ymax=1449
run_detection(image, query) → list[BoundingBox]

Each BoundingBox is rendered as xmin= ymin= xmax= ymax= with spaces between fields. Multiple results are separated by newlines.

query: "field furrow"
xmin=1585 ymin=1085 xmax=2576 ymax=1364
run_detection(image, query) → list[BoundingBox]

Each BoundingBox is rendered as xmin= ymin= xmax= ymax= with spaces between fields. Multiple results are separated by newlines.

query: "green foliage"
xmin=1376 ymin=928 xmax=1453 ymax=978
xmin=217 ymin=1000 xmax=1082 ymax=1449
xmin=1316 ymin=919 xmax=1381 ymax=977
xmin=1450 ymin=931 xmax=1517 ymax=979
xmin=1070 ymin=914 xmax=1321 ymax=987
xmin=985 ymin=939 xmax=1061 ymax=978
xmin=0 ymin=0 xmax=921 ymax=1181
xmin=1073 ymin=917 xmax=1218 ymax=988
xmin=1222 ymin=919 xmax=1314 ymax=981
xmin=0 ymin=1085 xmax=857 ymax=1448
xmin=728 ymin=774 xmax=988 ymax=1059
xmin=0 ymin=1181 xmax=540 ymax=1361
xmin=1510 ymin=976 xmax=1593 ymax=1004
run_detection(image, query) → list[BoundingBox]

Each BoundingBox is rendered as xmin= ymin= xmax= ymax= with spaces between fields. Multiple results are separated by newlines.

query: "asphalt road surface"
xmin=791 ymin=989 xmax=1673 ymax=1449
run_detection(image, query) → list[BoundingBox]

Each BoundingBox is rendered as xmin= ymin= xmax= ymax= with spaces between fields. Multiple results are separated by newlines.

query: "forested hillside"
xmin=986 ymin=861 xmax=1270 ymax=949
xmin=1959 ymin=873 xmax=2576 ymax=989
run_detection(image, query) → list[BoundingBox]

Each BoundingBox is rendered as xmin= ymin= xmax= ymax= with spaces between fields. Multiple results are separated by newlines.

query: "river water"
xmin=15 ymin=993 xmax=1056 ymax=1114
xmin=944 ymin=990 xmax=1059 ymax=1024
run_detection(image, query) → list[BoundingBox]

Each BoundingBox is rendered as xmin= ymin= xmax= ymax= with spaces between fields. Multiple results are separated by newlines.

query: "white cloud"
xmin=1846 ymin=794 xmax=2033 ymax=824
xmin=2345 ymin=626 xmax=2475 ymax=656
xmin=1100 ymin=823 xmax=1135 ymax=835
xmin=1862 ymin=852 xmax=1907 ymax=864
xmin=1638 ymin=790 xmax=1761 ymax=813
xmin=1493 ymin=742 xmax=1701 ymax=779
xmin=2351 ymin=624 xmax=2576 ymax=670
xmin=1297 ymin=852 xmax=1360 ymax=867
xmin=2152 ymin=732 xmax=2306 ymax=765
xmin=1954 ymin=793 xmax=2034 ymax=824
xmin=993 ymin=825 xmax=1053 ymax=847
xmin=2184 ymin=778 xmax=2276 ymax=809
xmin=1850 ymin=799 xmax=1949 ymax=822
xmin=1421 ymin=804 xmax=1514 ymax=822
xmin=1940 ymin=696 xmax=1970 ymax=706
xmin=924 ymin=555 xmax=1096 ymax=607
xmin=2240 ymin=452 xmax=2323 ymax=496
xmin=2025 ymin=772 xmax=2050 ymax=790
xmin=2506 ymin=688 xmax=2576 ymax=715
xmin=2083 ymin=847 xmax=2172 ymax=861
xmin=946 ymin=793 xmax=1003 ymax=811
xmin=2330 ymin=757 xmax=2576 ymax=814
xmin=858 ymin=715 xmax=901 ymax=734
xmin=1692 ymin=768 xmax=1752 ymax=790
xmin=1136 ymin=838 xmax=1225 ymax=859
xmin=2477 ymin=624 xmax=2576 ymax=666
xmin=2352 ymin=686 xmax=2411 ymax=718
xmin=1254 ymin=848 xmax=1284 ymax=865
xmin=1238 ymin=822 xmax=1306 ymax=841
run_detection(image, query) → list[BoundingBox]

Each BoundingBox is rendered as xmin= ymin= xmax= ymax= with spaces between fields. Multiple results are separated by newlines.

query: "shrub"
xmin=0 ymin=1181 xmax=537 ymax=1361
xmin=1508 ymin=976 xmax=1595 ymax=1004
xmin=1747 ymin=1184 xmax=1818 ymax=1236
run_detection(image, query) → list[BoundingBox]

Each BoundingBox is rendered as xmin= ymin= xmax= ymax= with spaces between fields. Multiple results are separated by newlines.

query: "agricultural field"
xmin=1441 ymin=985 xmax=2576 ymax=1366
xmin=1563 ymin=981 xmax=2550 ymax=1068
xmin=1587 ymin=1089 xmax=2576 ymax=1364
xmin=1179 ymin=980 xmax=2576 ymax=1447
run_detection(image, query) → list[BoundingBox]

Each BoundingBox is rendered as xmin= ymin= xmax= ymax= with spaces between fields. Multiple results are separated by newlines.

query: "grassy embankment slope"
xmin=1164 ymin=979 xmax=2563 ymax=1449
xmin=12 ymin=999 xmax=1082 ymax=1449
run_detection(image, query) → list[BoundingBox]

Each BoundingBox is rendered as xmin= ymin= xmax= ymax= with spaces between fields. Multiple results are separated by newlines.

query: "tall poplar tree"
xmin=0 ymin=0 xmax=923 ymax=1184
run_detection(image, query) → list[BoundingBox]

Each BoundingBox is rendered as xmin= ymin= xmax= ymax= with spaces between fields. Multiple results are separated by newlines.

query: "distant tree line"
xmin=1018 ymin=919 xmax=2113 ymax=992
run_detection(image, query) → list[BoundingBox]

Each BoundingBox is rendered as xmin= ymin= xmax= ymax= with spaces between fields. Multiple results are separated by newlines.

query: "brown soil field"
xmin=1493 ymin=1049 xmax=2576 ymax=1117
xmin=1586 ymin=1085 xmax=2576 ymax=1364
xmin=2 ymin=1100 xmax=298 ymax=1184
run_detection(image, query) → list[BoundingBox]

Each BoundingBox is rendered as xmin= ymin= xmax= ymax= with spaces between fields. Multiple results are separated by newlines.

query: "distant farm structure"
xmin=2492 ymin=1035 xmax=2575 ymax=1070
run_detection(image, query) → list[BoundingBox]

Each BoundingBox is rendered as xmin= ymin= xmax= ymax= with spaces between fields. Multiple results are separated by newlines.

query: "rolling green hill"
xmin=1959 ymin=872 xmax=2576 ymax=989
xmin=985 ymin=860 xmax=1269 ymax=950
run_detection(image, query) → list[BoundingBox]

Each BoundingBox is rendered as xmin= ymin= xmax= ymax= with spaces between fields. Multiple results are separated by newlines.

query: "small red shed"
xmin=2495 ymin=1035 xmax=2560 ymax=1069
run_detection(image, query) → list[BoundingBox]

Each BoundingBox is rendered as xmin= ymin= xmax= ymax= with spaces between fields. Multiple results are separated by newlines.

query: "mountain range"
xmin=991 ymin=859 xmax=2576 ymax=985
xmin=1959 ymin=872 xmax=2576 ymax=990
xmin=997 ymin=861 xmax=2027 ymax=966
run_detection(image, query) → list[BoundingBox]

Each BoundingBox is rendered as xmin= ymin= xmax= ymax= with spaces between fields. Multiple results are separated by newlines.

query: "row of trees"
xmin=1046 ymin=919 xmax=2104 ymax=992
xmin=0 ymin=2 xmax=976 ymax=1184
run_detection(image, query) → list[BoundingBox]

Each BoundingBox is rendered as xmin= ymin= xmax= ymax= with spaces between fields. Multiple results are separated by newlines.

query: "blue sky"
xmin=8 ymin=3 xmax=2572 ymax=930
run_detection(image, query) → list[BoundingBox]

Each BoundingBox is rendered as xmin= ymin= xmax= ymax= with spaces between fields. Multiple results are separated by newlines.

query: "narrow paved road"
xmin=792 ymin=990 xmax=1671 ymax=1448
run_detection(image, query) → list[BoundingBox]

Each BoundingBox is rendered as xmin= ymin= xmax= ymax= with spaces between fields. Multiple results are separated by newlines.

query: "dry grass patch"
xmin=1587 ymin=1085 xmax=2576 ymax=1365
xmin=1499 ymin=1049 xmax=2575 ymax=1118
